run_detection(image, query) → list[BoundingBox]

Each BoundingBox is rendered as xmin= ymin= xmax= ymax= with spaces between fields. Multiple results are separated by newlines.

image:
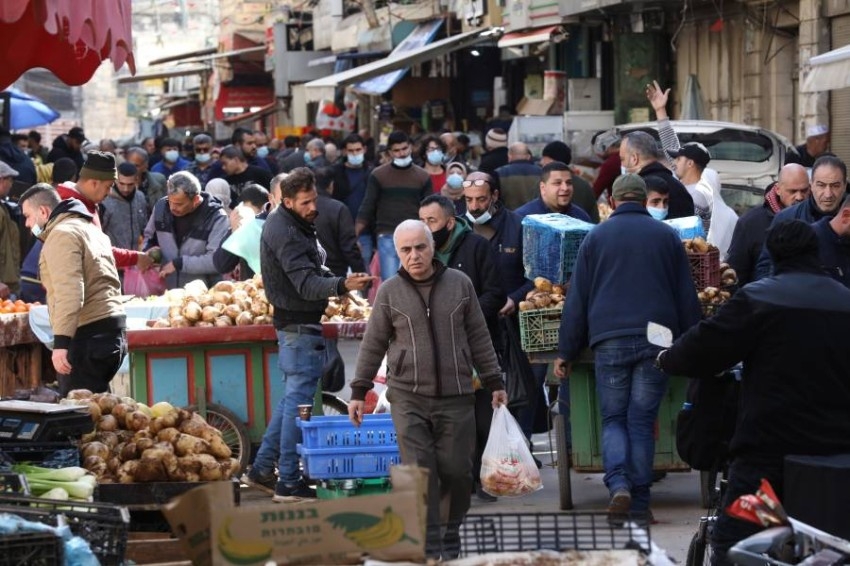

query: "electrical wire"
xmin=670 ymin=0 xmax=689 ymax=53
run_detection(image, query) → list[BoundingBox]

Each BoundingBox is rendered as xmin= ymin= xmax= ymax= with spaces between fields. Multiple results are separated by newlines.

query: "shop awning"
xmin=222 ymin=101 xmax=279 ymax=124
xmin=117 ymin=64 xmax=209 ymax=85
xmin=353 ymin=20 xmax=443 ymax=96
xmin=303 ymin=26 xmax=501 ymax=102
xmin=802 ymin=44 xmax=850 ymax=92
xmin=497 ymin=26 xmax=558 ymax=49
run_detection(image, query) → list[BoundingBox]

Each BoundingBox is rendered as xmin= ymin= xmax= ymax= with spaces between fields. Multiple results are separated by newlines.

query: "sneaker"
xmin=240 ymin=468 xmax=277 ymax=495
xmin=272 ymin=480 xmax=317 ymax=502
xmin=607 ymin=489 xmax=632 ymax=525
xmin=476 ymin=484 xmax=498 ymax=503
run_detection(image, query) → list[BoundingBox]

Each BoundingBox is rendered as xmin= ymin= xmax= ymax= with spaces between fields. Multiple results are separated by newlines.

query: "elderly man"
xmin=755 ymin=155 xmax=847 ymax=279
xmin=555 ymin=174 xmax=700 ymax=520
xmin=304 ymin=138 xmax=329 ymax=169
xmin=356 ymin=131 xmax=432 ymax=280
xmin=478 ymin=129 xmax=509 ymax=174
xmin=349 ymin=219 xmax=507 ymax=560
xmin=125 ymin=146 xmax=167 ymax=213
xmin=143 ymin=171 xmax=230 ymax=289
xmin=245 ymin=168 xmax=373 ymax=499
xmin=659 ymin=219 xmax=850 ymax=565
xmin=787 ymin=124 xmax=830 ymax=168
xmin=727 ymin=164 xmax=810 ymax=285
xmin=620 ymin=131 xmax=694 ymax=219
xmin=495 ymin=142 xmax=543 ymax=211
xmin=20 ymin=183 xmax=126 ymax=396
xmin=515 ymin=161 xmax=592 ymax=222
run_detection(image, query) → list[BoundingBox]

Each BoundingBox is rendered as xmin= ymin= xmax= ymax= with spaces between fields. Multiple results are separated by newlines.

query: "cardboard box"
xmin=516 ymin=96 xmax=559 ymax=116
xmin=162 ymin=466 xmax=428 ymax=565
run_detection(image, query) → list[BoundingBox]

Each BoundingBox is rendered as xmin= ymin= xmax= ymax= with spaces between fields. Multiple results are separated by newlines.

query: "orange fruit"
xmin=13 ymin=305 xmax=27 ymax=313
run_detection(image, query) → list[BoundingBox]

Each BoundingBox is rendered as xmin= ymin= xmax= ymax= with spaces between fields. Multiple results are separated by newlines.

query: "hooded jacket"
xmin=101 ymin=187 xmax=149 ymax=252
xmin=143 ymin=192 xmax=230 ymax=289
xmin=39 ymin=199 xmax=125 ymax=349
xmin=638 ymin=161 xmax=695 ymax=220
xmin=350 ymin=261 xmax=503 ymax=400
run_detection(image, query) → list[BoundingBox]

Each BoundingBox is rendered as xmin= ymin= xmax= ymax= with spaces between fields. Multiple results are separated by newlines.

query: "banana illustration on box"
xmin=327 ymin=507 xmax=419 ymax=549
xmin=216 ymin=517 xmax=273 ymax=564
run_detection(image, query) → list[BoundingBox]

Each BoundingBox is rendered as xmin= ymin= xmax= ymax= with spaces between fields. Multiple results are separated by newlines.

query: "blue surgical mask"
xmin=304 ymin=152 xmax=312 ymax=164
xmin=466 ymin=209 xmax=492 ymax=225
xmin=620 ymin=166 xmax=627 ymax=176
xmin=165 ymin=149 xmax=179 ymax=163
xmin=447 ymin=173 xmax=463 ymax=189
xmin=393 ymin=156 xmax=412 ymax=168
xmin=256 ymin=146 xmax=269 ymax=159
xmin=195 ymin=153 xmax=211 ymax=164
xmin=347 ymin=153 xmax=364 ymax=167
xmin=426 ymin=150 xmax=444 ymax=165
xmin=646 ymin=206 xmax=669 ymax=221
xmin=31 ymin=224 xmax=43 ymax=238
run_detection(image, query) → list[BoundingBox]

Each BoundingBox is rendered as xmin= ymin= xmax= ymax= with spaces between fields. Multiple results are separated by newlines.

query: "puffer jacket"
xmin=101 ymin=188 xmax=149 ymax=252
xmin=350 ymin=262 xmax=503 ymax=400
xmin=39 ymin=199 xmax=124 ymax=349
xmin=143 ymin=192 xmax=229 ymax=289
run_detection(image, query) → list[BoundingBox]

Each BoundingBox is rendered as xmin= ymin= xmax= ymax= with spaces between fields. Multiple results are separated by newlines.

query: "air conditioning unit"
xmin=568 ymin=78 xmax=601 ymax=111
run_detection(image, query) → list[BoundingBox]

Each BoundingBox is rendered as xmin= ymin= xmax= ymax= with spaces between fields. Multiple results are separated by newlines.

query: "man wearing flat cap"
xmin=56 ymin=152 xmax=156 ymax=273
xmin=19 ymin=178 xmax=127 ymax=397
xmin=787 ymin=124 xmax=830 ymax=168
xmin=554 ymin=173 xmax=701 ymax=521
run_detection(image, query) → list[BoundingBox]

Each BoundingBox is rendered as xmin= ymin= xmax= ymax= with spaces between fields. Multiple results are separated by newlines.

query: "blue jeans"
xmin=358 ymin=234 xmax=374 ymax=273
xmin=376 ymin=233 xmax=400 ymax=281
xmin=594 ymin=336 xmax=668 ymax=512
xmin=253 ymin=328 xmax=326 ymax=485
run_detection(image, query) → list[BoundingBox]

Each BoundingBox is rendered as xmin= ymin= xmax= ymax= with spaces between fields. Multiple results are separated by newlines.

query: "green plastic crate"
xmin=315 ymin=477 xmax=392 ymax=499
xmin=518 ymin=306 xmax=563 ymax=353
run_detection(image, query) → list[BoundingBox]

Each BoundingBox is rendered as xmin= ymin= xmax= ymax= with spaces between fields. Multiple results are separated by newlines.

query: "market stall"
xmin=0 ymin=306 xmax=52 ymax=398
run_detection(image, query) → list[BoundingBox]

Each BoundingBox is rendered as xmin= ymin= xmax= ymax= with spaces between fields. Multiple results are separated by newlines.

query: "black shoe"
xmin=652 ymin=470 xmax=668 ymax=483
xmin=443 ymin=526 xmax=461 ymax=560
xmin=476 ymin=484 xmax=498 ymax=502
xmin=240 ymin=468 xmax=277 ymax=495
xmin=272 ymin=480 xmax=316 ymax=502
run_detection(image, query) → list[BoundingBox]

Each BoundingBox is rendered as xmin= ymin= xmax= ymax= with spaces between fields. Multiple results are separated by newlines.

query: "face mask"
xmin=31 ymin=224 xmax=42 ymax=238
xmin=426 ymin=150 xmax=444 ymax=165
xmin=646 ymin=206 xmax=669 ymax=221
xmin=347 ymin=153 xmax=364 ymax=167
xmin=256 ymin=146 xmax=269 ymax=159
xmin=195 ymin=153 xmax=211 ymax=164
xmin=432 ymin=224 xmax=451 ymax=248
xmin=466 ymin=209 xmax=492 ymax=225
xmin=304 ymin=152 xmax=312 ymax=164
xmin=393 ymin=156 xmax=412 ymax=168
xmin=620 ymin=166 xmax=628 ymax=176
xmin=447 ymin=173 xmax=463 ymax=189
xmin=165 ymin=150 xmax=179 ymax=163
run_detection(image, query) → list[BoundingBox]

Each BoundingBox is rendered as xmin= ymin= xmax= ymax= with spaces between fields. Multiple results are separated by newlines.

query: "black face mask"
xmin=432 ymin=224 xmax=451 ymax=249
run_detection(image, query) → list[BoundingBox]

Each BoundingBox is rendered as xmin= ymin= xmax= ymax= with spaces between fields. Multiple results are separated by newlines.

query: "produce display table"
xmin=127 ymin=322 xmax=367 ymax=470
xmin=0 ymin=313 xmax=49 ymax=397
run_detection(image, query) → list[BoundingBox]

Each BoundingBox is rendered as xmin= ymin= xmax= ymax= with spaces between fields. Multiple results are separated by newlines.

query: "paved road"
xmin=333 ymin=339 xmax=707 ymax=562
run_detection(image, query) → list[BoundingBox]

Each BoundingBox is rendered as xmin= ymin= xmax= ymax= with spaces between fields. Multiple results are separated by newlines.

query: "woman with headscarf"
xmin=441 ymin=162 xmax=467 ymax=215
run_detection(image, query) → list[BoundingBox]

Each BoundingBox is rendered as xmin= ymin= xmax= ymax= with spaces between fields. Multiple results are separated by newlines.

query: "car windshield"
xmin=624 ymin=127 xmax=775 ymax=163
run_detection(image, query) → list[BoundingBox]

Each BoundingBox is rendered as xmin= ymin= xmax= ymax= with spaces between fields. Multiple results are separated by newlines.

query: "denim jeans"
xmin=252 ymin=328 xmax=326 ymax=485
xmin=593 ymin=336 xmax=668 ymax=512
xmin=358 ymin=233 xmax=374 ymax=273
xmin=376 ymin=233 xmax=400 ymax=281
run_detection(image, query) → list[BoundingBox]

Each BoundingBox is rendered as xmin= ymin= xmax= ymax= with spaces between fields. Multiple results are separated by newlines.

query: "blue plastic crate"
xmin=522 ymin=214 xmax=594 ymax=283
xmin=297 ymin=414 xmax=397 ymax=449
xmin=663 ymin=216 xmax=706 ymax=240
xmin=297 ymin=444 xmax=401 ymax=479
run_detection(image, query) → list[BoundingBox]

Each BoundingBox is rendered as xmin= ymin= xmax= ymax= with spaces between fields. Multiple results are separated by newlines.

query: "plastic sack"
xmin=123 ymin=266 xmax=166 ymax=298
xmin=480 ymin=405 xmax=543 ymax=497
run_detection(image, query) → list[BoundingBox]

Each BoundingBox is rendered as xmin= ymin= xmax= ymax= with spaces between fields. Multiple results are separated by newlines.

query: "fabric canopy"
xmin=3 ymin=87 xmax=60 ymax=129
xmin=802 ymin=44 xmax=850 ymax=92
xmin=0 ymin=0 xmax=135 ymax=89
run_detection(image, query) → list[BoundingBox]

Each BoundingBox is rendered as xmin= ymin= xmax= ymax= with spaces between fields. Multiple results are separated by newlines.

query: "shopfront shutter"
xmin=830 ymin=16 xmax=850 ymax=165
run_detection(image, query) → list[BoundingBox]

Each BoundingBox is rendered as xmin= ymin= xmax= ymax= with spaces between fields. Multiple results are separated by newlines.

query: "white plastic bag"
xmin=479 ymin=405 xmax=543 ymax=497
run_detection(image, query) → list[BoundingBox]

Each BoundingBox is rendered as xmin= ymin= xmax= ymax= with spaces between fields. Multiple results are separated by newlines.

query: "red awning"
xmin=0 ymin=0 xmax=135 ymax=89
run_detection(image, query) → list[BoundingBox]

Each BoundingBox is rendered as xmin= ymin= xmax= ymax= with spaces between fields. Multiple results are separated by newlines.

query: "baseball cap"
xmin=68 ymin=127 xmax=87 ymax=143
xmin=806 ymin=124 xmax=829 ymax=138
xmin=611 ymin=173 xmax=647 ymax=201
xmin=669 ymin=142 xmax=711 ymax=168
xmin=0 ymin=162 xmax=19 ymax=178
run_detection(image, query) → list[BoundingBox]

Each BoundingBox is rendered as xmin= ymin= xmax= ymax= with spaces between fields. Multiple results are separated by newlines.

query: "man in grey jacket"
xmin=143 ymin=171 xmax=230 ymax=289
xmin=102 ymin=162 xmax=148 ymax=252
xmin=348 ymin=220 xmax=507 ymax=561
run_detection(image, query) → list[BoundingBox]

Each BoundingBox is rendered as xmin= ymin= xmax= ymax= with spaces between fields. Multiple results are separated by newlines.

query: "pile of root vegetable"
xmin=151 ymin=277 xmax=273 ymax=328
xmin=64 ymin=390 xmax=239 ymax=483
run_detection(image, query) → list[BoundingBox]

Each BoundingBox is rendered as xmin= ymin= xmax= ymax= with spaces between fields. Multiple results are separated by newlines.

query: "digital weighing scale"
xmin=0 ymin=400 xmax=93 ymax=441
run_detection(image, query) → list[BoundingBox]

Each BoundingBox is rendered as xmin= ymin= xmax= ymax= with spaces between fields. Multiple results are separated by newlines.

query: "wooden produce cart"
xmin=127 ymin=322 xmax=367 ymax=471
xmin=0 ymin=313 xmax=51 ymax=397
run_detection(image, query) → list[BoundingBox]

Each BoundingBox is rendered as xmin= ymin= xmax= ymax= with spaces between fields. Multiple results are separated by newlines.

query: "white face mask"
xmin=620 ymin=165 xmax=628 ymax=176
xmin=195 ymin=153 xmax=211 ymax=164
xmin=646 ymin=206 xmax=669 ymax=221
xmin=31 ymin=223 xmax=43 ymax=238
xmin=393 ymin=156 xmax=412 ymax=168
xmin=466 ymin=209 xmax=492 ymax=225
xmin=165 ymin=149 xmax=179 ymax=163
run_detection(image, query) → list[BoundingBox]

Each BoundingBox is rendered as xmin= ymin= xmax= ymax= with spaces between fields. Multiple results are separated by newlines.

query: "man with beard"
xmin=101 ymin=162 xmax=149 ymax=254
